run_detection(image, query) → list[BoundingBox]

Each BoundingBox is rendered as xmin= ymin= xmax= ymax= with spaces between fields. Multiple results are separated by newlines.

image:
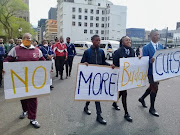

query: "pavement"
xmin=0 ymin=56 xmax=180 ymax=135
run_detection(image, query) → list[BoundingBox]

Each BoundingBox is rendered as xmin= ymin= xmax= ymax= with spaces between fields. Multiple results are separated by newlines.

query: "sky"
xmin=29 ymin=0 xmax=180 ymax=30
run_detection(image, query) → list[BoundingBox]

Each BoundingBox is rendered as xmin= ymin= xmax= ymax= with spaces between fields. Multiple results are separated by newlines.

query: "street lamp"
xmin=18 ymin=27 xmax=22 ymax=38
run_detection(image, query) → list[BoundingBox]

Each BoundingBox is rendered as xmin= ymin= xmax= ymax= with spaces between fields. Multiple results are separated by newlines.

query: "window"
xmin=108 ymin=16 xmax=110 ymax=21
xmin=102 ymin=17 xmax=104 ymax=21
xmin=90 ymin=30 xmax=93 ymax=34
xmin=90 ymin=23 xmax=93 ymax=27
xmin=79 ymin=8 xmax=82 ymax=13
xmin=96 ymin=10 xmax=99 ymax=14
xmin=72 ymin=7 xmax=75 ymax=12
xmin=84 ymin=16 xmax=88 ymax=20
xmin=101 ymin=30 xmax=104 ymax=34
xmin=78 ymin=22 xmax=82 ymax=26
xmin=85 ymin=9 xmax=88 ymax=13
xmin=108 ymin=23 xmax=109 ymax=27
xmin=72 ymin=15 xmax=75 ymax=19
xmin=101 ymin=24 xmax=104 ymax=28
xmin=96 ymin=23 xmax=99 ymax=27
xmin=96 ymin=17 xmax=99 ymax=21
xmin=98 ymin=3 xmax=100 ymax=6
xmin=84 ymin=29 xmax=87 ymax=34
xmin=95 ymin=30 xmax=98 ymax=34
xmin=84 ymin=22 xmax=87 ymax=27
xmin=101 ymin=37 xmax=104 ymax=40
xmin=72 ymin=22 xmax=75 ymax=26
xmin=90 ymin=9 xmax=93 ymax=14
xmin=90 ymin=16 xmax=93 ymax=20
xmin=79 ymin=15 xmax=82 ymax=19
xmin=102 ymin=10 xmax=105 ymax=15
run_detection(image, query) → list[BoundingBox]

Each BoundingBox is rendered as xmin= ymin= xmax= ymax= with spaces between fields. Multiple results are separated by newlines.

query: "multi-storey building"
xmin=38 ymin=19 xmax=47 ymax=43
xmin=45 ymin=19 xmax=58 ymax=41
xmin=48 ymin=7 xmax=57 ymax=20
xmin=57 ymin=0 xmax=127 ymax=42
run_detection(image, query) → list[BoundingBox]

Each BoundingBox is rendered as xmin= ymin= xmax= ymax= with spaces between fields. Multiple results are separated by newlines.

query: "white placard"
xmin=75 ymin=64 xmax=119 ymax=101
xmin=4 ymin=61 xmax=52 ymax=100
xmin=153 ymin=48 xmax=180 ymax=81
xmin=118 ymin=57 xmax=149 ymax=91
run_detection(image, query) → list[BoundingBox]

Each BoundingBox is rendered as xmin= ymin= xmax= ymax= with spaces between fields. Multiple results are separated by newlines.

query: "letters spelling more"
xmin=155 ymin=51 xmax=180 ymax=75
xmin=11 ymin=66 xmax=47 ymax=94
xmin=77 ymin=71 xmax=117 ymax=96
xmin=121 ymin=62 xmax=147 ymax=87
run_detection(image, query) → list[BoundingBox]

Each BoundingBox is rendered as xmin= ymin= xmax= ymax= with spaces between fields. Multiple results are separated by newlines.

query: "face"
xmin=122 ymin=36 xmax=131 ymax=47
xmin=43 ymin=41 xmax=48 ymax=45
xmin=33 ymin=41 xmax=37 ymax=46
xmin=92 ymin=37 xmax=100 ymax=48
xmin=9 ymin=39 xmax=14 ymax=44
xmin=0 ymin=39 xmax=3 ymax=44
xmin=17 ymin=40 xmax=22 ymax=45
xmin=66 ymin=38 xmax=70 ymax=43
xmin=24 ymin=35 xmax=31 ymax=41
xmin=60 ymin=37 xmax=64 ymax=43
xmin=151 ymin=31 xmax=159 ymax=43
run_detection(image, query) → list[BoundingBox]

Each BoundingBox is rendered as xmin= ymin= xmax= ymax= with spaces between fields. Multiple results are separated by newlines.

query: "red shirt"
xmin=53 ymin=42 xmax=67 ymax=57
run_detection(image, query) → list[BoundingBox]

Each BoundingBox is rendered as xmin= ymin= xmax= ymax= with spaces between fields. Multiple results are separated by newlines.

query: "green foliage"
xmin=0 ymin=0 xmax=35 ymax=39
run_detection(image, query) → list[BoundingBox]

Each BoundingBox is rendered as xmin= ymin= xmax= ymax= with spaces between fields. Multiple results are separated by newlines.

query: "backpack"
xmin=87 ymin=48 xmax=104 ymax=63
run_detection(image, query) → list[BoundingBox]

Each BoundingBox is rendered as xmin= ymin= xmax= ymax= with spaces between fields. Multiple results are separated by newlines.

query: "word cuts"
xmin=75 ymin=64 xmax=119 ymax=101
xmin=4 ymin=61 xmax=52 ymax=100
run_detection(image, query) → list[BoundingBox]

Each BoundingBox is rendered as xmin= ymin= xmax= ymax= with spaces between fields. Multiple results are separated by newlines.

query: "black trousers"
xmin=0 ymin=61 xmax=3 ymax=85
xmin=85 ymin=101 xmax=102 ymax=115
xmin=56 ymin=56 xmax=65 ymax=76
xmin=65 ymin=56 xmax=74 ymax=76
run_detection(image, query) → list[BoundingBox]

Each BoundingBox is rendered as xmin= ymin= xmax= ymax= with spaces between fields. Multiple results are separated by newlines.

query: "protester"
xmin=4 ymin=33 xmax=46 ymax=128
xmin=4 ymin=39 xmax=15 ymax=56
xmin=65 ymin=37 xmax=76 ymax=78
xmin=16 ymin=39 xmax=22 ymax=46
xmin=53 ymin=37 xmax=59 ymax=77
xmin=53 ymin=36 xmax=67 ymax=80
xmin=40 ymin=40 xmax=55 ymax=90
xmin=81 ymin=35 xmax=115 ymax=125
xmin=136 ymin=45 xmax=142 ymax=57
xmin=33 ymin=41 xmax=39 ymax=47
xmin=112 ymin=36 xmax=135 ymax=122
xmin=138 ymin=29 xmax=164 ymax=117
xmin=0 ymin=38 xmax=5 ymax=87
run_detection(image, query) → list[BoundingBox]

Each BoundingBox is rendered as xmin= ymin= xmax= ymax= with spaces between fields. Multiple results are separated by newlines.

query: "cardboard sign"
xmin=4 ymin=61 xmax=52 ymax=100
xmin=118 ymin=57 xmax=149 ymax=91
xmin=75 ymin=64 xmax=119 ymax=101
xmin=153 ymin=48 xmax=180 ymax=81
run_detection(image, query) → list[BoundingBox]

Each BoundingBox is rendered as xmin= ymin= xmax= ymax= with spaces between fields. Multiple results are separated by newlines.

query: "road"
xmin=0 ymin=56 xmax=180 ymax=135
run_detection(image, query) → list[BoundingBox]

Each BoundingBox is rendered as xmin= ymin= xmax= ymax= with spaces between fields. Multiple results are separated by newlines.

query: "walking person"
xmin=4 ymin=33 xmax=46 ymax=128
xmin=138 ymin=29 xmax=164 ymax=117
xmin=81 ymin=35 xmax=115 ymax=125
xmin=65 ymin=37 xmax=76 ymax=78
xmin=0 ymin=38 xmax=5 ymax=87
xmin=112 ymin=36 xmax=135 ymax=122
xmin=53 ymin=36 xmax=67 ymax=80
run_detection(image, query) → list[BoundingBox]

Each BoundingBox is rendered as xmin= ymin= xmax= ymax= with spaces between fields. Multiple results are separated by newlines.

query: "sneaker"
xmin=30 ymin=120 xmax=41 ymax=128
xmin=124 ymin=113 xmax=133 ymax=122
xmin=112 ymin=102 xmax=120 ymax=111
xmin=96 ymin=115 xmax=107 ymax=125
xmin=84 ymin=107 xmax=91 ymax=115
xmin=19 ymin=112 xmax=27 ymax=119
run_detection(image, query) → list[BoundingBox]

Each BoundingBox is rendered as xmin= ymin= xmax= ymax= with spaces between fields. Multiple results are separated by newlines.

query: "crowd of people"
xmin=0 ymin=29 xmax=163 ymax=128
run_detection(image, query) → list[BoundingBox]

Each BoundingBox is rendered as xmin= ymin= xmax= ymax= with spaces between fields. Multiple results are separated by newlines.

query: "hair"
xmin=42 ymin=40 xmax=47 ymax=44
xmin=55 ymin=37 xmax=58 ymax=42
xmin=59 ymin=36 xmax=64 ymax=42
xmin=66 ymin=37 xmax=70 ymax=40
xmin=119 ymin=36 xmax=127 ymax=47
xmin=91 ymin=35 xmax=100 ymax=41
xmin=150 ymin=29 xmax=158 ymax=37
xmin=22 ymin=33 xmax=32 ymax=40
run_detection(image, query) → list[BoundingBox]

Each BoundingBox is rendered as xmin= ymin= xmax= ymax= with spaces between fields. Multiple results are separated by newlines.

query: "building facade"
xmin=126 ymin=28 xmax=145 ymax=39
xmin=45 ymin=19 xmax=58 ymax=41
xmin=48 ymin=8 xmax=57 ymax=20
xmin=57 ymin=0 xmax=127 ymax=42
xmin=38 ymin=19 xmax=47 ymax=43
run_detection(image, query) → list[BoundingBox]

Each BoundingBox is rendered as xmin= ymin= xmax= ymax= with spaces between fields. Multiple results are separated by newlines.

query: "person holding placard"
xmin=81 ymin=35 xmax=115 ymax=125
xmin=4 ymin=33 xmax=46 ymax=128
xmin=112 ymin=36 xmax=135 ymax=122
xmin=138 ymin=30 xmax=163 ymax=117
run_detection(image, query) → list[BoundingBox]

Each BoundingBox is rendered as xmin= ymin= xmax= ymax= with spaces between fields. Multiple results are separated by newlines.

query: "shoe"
xmin=149 ymin=108 xmax=159 ymax=117
xmin=50 ymin=85 xmax=54 ymax=89
xmin=96 ymin=116 xmax=107 ymax=125
xmin=138 ymin=98 xmax=147 ymax=108
xmin=30 ymin=120 xmax=41 ymax=128
xmin=19 ymin=112 xmax=27 ymax=119
xmin=84 ymin=107 xmax=91 ymax=115
xmin=124 ymin=113 xmax=133 ymax=122
xmin=112 ymin=102 xmax=120 ymax=111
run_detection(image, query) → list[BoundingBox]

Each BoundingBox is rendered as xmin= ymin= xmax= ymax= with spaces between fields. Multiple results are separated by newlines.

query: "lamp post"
xmin=18 ymin=27 xmax=22 ymax=38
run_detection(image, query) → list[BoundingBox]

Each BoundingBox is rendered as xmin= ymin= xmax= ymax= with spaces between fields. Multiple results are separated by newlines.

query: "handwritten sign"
xmin=118 ymin=57 xmax=149 ymax=91
xmin=4 ymin=61 xmax=52 ymax=100
xmin=75 ymin=64 xmax=119 ymax=101
xmin=153 ymin=48 xmax=180 ymax=81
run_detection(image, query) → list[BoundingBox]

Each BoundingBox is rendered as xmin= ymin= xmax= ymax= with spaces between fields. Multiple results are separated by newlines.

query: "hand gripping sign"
xmin=3 ymin=61 xmax=52 ymax=100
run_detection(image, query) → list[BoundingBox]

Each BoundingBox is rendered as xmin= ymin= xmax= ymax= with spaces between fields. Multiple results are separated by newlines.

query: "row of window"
xmin=72 ymin=22 xmax=110 ymax=28
xmin=83 ymin=29 xmax=109 ymax=35
xmin=72 ymin=7 xmax=110 ymax=14
xmin=72 ymin=15 xmax=110 ymax=21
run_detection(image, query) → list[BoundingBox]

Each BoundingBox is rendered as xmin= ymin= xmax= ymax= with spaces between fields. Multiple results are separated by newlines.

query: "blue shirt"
xmin=66 ymin=43 xmax=76 ymax=56
xmin=0 ymin=46 xmax=5 ymax=62
xmin=40 ymin=46 xmax=55 ymax=60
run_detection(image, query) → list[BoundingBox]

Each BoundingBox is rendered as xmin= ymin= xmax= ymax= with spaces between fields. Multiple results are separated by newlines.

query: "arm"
xmin=113 ymin=50 xmax=120 ymax=67
xmin=40 ymin=47 xmax=48 ymax=59
xmin=81 ymin=50 xmax=88 ymax=63
xmin=0 ymin=47 xmax=5 ymax=56
xmin=73 ymin=44 xmax=76 ymax=56
xmin=39 ymin=49 xmax=46 ymax=61
xmin=3 ymin=47 xmax=16 ymax=62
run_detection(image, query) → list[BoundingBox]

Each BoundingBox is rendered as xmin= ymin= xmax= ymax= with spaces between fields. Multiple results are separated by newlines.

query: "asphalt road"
xmin=0 ymin=56 xmax=180 ymax=135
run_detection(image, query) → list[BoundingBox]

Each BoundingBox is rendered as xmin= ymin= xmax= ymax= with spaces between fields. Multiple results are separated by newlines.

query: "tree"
xmin=0 ymin=0 xmax=34 ymax=39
